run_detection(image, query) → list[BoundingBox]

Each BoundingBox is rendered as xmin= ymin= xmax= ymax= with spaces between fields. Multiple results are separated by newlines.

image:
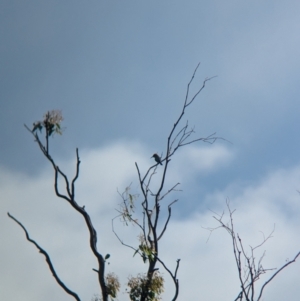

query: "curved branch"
xmin=257 ymin=251 xmax=300 ymax=301
xmin=111 ymin=217 xmax=138 ymax=253
xmin=7 ymin=212 xmax=81 ymax=301
xmin=157 ymin=200 xmax=178 ymax=241
xmin=25 ymin=125 xmax=109 ymax=301
xmin=156 ymin=256 xmax=180 ymax=301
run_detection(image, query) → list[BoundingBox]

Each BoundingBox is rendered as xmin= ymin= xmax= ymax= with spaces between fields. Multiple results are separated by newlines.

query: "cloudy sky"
xmin=1 ymin=0 xmax=300 ymax=300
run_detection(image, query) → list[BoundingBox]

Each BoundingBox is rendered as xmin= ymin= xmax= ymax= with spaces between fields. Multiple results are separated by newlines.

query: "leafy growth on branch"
xmin=127 ymin=272 xmax=164 ymax=301
xmin=106 ymin=273 xmax=120 ymax=299
xmin=32 ymin=110 xmax=64 ymax=136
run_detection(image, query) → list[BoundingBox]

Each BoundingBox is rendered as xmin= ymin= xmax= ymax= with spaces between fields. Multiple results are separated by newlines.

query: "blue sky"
xmin=1 ymin=1 xmax=300 ymax=300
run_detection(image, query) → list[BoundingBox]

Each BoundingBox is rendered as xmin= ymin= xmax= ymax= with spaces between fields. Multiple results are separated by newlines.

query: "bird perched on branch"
xmin=151 ymin=153 xmax=163 ymax=165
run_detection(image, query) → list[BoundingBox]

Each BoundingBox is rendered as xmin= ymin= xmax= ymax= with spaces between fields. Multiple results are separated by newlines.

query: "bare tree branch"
xmin=25 ymin=116 xmax=109 ymax=301
xmin=207 ymin=200 xmax=300 ymax=301
xmin=257 ymin=251 xmax=300 ymax=301
xmin=156 ymin=256 xmax=180 ymax=301
xmin=157 ymin=200 xmax=178 ymax=241
xmin=7 ymin=212 xmax=81 ymax=301
xmin=114 ymin=63 xmax=220 ymax=301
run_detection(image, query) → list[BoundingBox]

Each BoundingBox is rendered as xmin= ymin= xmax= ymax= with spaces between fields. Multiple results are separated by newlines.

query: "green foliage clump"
xmin=127 ymin=272 xmax=164 ymax=301
xmin=106 ymin=273 xmax=120 ymax=299
xmin=32 ymin=110 xmax=63 ymax=136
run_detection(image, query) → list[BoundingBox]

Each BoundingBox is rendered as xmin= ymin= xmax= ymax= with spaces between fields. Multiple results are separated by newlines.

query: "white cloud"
xmin=1 ymin=142 xmax=299 ymax=301
xmin=154 ymin=144 xmax=234 ymax=194
xmin=184 ymin=144 xmax=234 ymax=171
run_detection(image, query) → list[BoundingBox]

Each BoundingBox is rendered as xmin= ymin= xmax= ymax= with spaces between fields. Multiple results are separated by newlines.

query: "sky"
xmin=1 ymin=0 xmax=300 ymax=300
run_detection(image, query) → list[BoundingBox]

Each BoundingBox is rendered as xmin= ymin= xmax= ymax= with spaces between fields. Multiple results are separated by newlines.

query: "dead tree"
xmin=8 ymin=64 xmax=219 ymax=301
xmin=112 ymin=63 xmax=220 ymax=301
xmin=205 ymin=200 xmax=300 ymax=301
xmin=8 ymin=110 xmax=111 ymax=301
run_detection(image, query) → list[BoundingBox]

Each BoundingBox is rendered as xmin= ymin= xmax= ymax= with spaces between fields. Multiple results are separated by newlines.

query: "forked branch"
xmin=130 ymin=64 xmax=219 ymax=301
xmin=24 ymin=112 xmax=109 ymax=301
xmin=207 ymin=201 xmax=300 ymax=301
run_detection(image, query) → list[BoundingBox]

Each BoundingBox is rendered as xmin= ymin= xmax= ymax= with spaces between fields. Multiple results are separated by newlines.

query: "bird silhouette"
xmin=151 ymin=153 xmax=163 ymax=165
